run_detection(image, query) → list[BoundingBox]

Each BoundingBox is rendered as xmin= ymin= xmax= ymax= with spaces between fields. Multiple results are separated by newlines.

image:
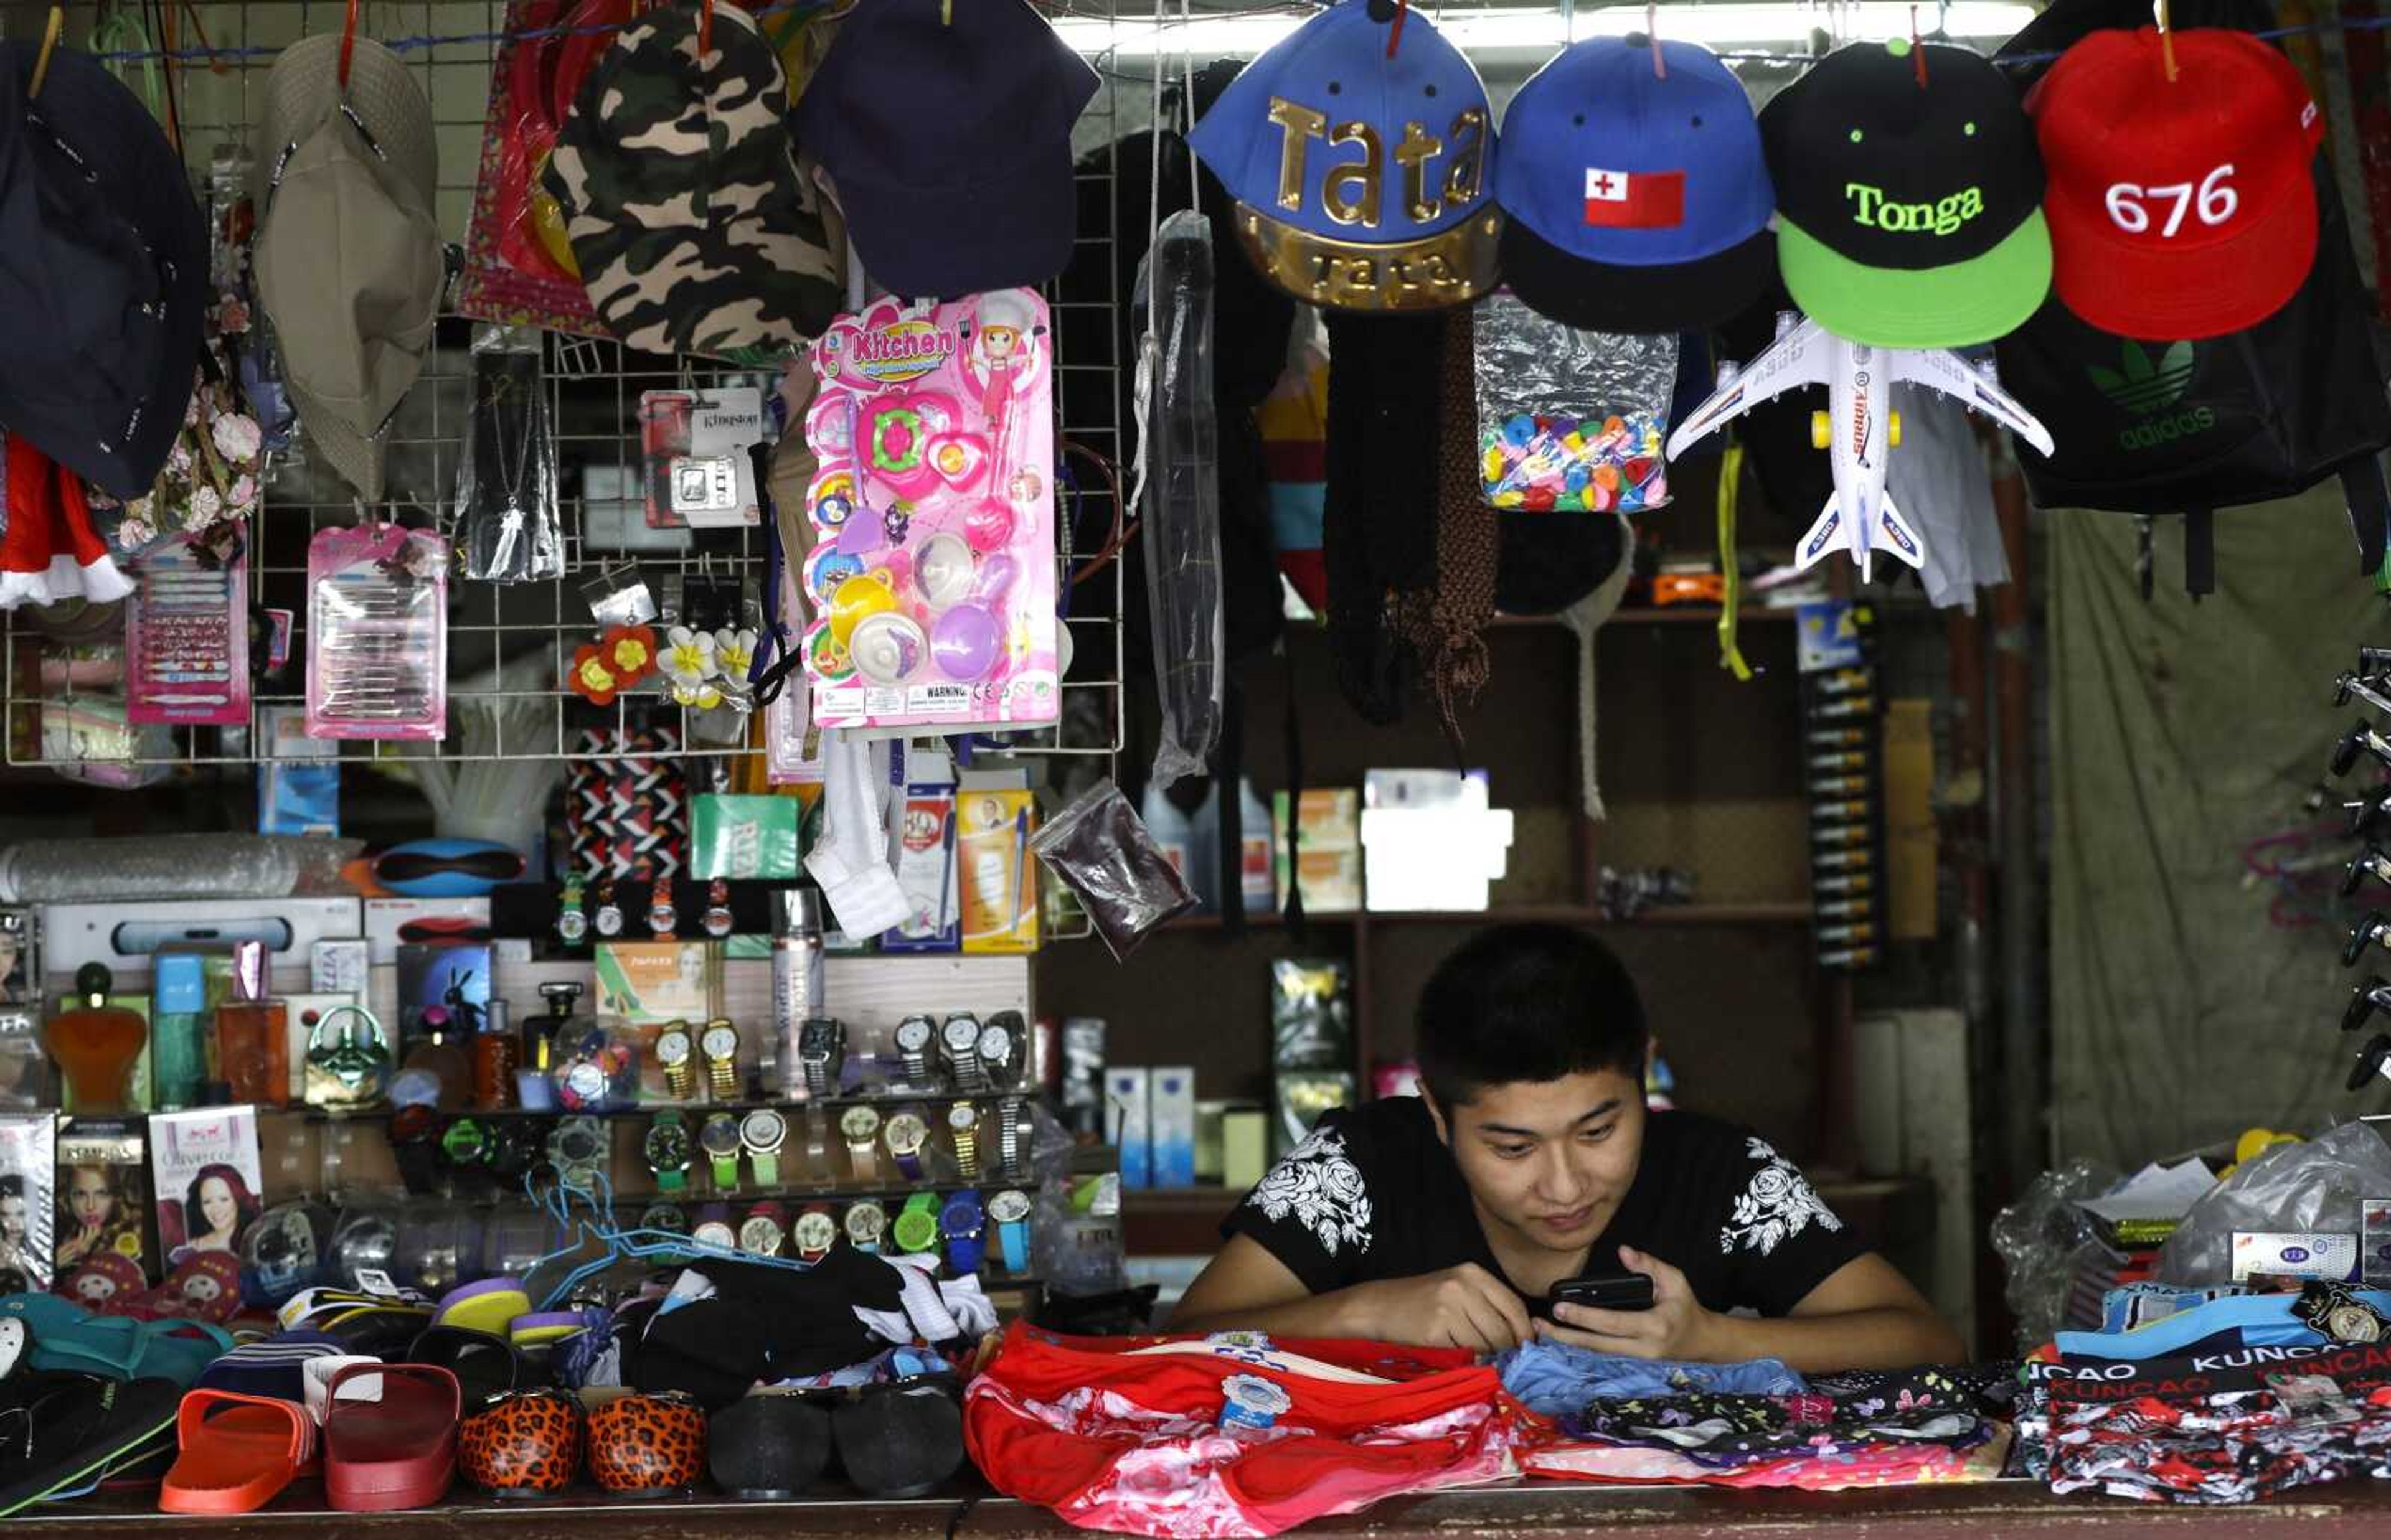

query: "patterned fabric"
xmin=567 ymin=724 xmax=689 ymax=879
xmin=963 ymin=1323 xmax=1527 ymax=1538
xmin=1494 ymin=1340 xmax=1804 ymax=1419
xmin=544 ymin=3 xmax=839 ymax=360
xmin=1239 ymin=1129 xmax=1372 ymax=1258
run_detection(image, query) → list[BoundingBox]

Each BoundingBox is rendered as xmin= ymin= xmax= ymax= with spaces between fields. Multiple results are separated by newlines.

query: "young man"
xmin=1172 ymin=924 xmax=1963 ymax=1370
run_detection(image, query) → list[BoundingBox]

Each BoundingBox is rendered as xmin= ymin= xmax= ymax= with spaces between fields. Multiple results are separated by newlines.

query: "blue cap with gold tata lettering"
xmin=1188 ymin=0 xmax=1500 ymax=312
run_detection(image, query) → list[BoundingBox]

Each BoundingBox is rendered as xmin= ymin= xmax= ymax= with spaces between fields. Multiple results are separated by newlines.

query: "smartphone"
xmin=1550 ymin=1272 xmax=1656 ymax=1313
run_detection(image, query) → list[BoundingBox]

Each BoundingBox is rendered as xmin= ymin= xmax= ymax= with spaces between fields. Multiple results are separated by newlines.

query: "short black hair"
xmin=1415 ymin=924 xmax=1647 ymax=1107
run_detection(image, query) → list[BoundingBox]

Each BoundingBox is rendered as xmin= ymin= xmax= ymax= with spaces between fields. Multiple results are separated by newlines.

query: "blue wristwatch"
xmin=940 ymin=1190 xmax=986 ymax=1276
xmin=988 ymin=1188 xmax=1031 ymax=1274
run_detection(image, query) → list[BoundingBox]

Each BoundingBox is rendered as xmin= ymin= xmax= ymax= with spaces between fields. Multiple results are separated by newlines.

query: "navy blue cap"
xmin=0 ymin=44 xmax=206 ymax=498
xmin=794 ymin=0 xmax=1097 ymax=299
xmin=1189 ymin=0 xmax=1501 ymax=311
xmin=1494 ymin=37 xmax=1774 ymax=331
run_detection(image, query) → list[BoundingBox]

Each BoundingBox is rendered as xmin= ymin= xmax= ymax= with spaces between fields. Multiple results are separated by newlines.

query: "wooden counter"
xmin=19 ymin=1476 xmax=2391 ymax=1536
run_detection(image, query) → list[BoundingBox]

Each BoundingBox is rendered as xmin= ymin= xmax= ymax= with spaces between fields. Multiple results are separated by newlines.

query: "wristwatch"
xmin=739 ymin=1201 xmax=787 ymax=1257
xmin=639 ymin=1201 xmax=688 ymax=1234
xmin=947 ymin=1102 xmax=981 ymax=1180
xmin=649 ymin=880 xmax=678 ymax=937
xmin=548 ymin=1115 xmax=608 ymax=1186
xmin=989 ymin=1188 xmax=1032 ymax=1274
xmin=700 ymin=1111 xmax=744 ymax=1190
xmin=441 ymin=1116 xmax=489 ymax=1174
xmin=977 ymin=1012 xmax=1024 ymax=1091
xmin=894 ymin=1015 xmax=936 ymax=1086
xmin=644 ymin=1112 xmax=692 ymax=1194
xmin=654 ymin=1021 xmax=696 ymax=1100
xmin=557 ymin=876 xmax=590 ymax=946
xmin=940 ymin=1190 xmax=986 ymax=1275
xmin=939 ymin=1013 xmax=986 ymax=1091
xmin=798 ymin=1016 xmax=846 ymax=1099
xmin=892 ymin=1191 xmax=940 ymax=1256
xmin=702 ymin=878 xmax=735 ymax=938
xmin=700 ymin=1019 xmax=742 ymax=1100
xmin=883 ymin=1110 xmax=930 ymax=1181
xmin=840 ymin=1104 xmax=882 ymax=1183
xmin=741 ymin=1108 xmax=788 ymax=1188
xmin=593 ymin=879 xmax=625 ymax=938
xmin=792 ymin=1203 xmax=838 ymax=1264
xmin=843 ymin=1199 xmax=887 ymax=1253
xmin=390 ymin=1103 xmax=441 ymax=1195
xmin=692 ymin=1208 xmax=736 ymax=1251
xmin=997 ymin=1096 xmax=1031 ymax=1181
xmin=488 ymin=1120 xmax=540 ymax=1185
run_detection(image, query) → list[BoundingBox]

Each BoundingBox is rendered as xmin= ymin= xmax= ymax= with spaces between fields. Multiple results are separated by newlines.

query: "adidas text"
xmin=2118 ymin=406 xmax=2215 ymax=453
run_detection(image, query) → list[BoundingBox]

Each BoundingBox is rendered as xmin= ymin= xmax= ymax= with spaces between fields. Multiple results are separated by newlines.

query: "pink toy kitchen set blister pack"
xmin=798 ymin=289 xmax=1060 ymax=735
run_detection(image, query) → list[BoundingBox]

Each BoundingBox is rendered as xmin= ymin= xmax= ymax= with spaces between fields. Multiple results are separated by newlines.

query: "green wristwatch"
xmin=700 ymin=1111 xmax=744 ymax=1190
xmin=643 ymin=1111 xmax=691 ymax=1194
xmin=893 ymin=1191 xmax=941 ymax=1254
xmin=741 ymin=1108 xmax=788 ymax=1188
xmin=441 ymin=1116 xmax=488 ymax=1168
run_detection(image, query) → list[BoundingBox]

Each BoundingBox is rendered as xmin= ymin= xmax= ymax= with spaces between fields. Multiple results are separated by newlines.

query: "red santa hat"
xmin=1 ymin=431 xmax=133 ymax=610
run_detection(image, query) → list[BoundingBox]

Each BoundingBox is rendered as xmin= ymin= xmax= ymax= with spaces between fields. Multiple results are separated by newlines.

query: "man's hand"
xmin=1349 ymin=1263 xmax=1534 ymax=1352
xmin=1535 ymin=1246 xmax=1719 ymax=1361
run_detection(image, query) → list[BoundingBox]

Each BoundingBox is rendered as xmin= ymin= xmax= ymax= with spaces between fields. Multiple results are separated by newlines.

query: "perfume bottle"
xmin=46 ymin=963 xmax=149 ymax=1114
xmin=473 ymin=998 xmax=521 ymax=1110
xmin=214 ymin=941 xmax=289 ymax=1107
xmin=397 ymin=1005 xmax=473 ymax=1110
xmin=149 ymin=952 xmax=210 ymax=1110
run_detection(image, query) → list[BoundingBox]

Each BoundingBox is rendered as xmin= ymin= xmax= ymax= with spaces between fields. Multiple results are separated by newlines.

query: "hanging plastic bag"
xmin=2156 ymin=1121 xmax=2391 ymax=1286
xmin=1029 ymin=781 xmax=1196 ymax=961
xmin=456 ymin=326 xmax=564 ymax=583
xmin=1473 ymin=293 xmax=1677 ymax=514
xmin=1134 ymin=210 xmax=1223 ymax=788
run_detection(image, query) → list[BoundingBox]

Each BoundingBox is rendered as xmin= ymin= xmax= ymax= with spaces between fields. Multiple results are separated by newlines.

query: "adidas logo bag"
xmin=1991 ymin=0 xmax=2391 ymax=595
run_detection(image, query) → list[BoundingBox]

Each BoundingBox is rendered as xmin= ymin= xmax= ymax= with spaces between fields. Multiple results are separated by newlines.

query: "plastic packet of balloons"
xmin=797 ymin=290 xmax=1061 ymax=735
xmin=1473 ymin=293 xmax=1678 ymax=514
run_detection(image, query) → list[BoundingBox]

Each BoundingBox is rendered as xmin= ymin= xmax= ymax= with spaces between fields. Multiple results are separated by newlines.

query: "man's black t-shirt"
xmin=1222 ymin=1097 xmax=1864 ymax=1317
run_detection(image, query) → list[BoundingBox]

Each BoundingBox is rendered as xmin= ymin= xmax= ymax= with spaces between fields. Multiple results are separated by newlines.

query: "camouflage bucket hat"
xmin=544 ymin=2 xmax=840 ymax=360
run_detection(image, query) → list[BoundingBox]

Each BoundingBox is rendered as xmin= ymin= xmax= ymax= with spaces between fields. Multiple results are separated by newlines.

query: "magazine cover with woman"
xmin=0 ymin=1112 xmax=57 ymax=1290
xmin=149 ymin=1106 xmax=263 ymax=1267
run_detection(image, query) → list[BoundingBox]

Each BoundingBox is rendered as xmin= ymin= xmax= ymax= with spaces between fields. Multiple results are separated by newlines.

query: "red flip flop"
xmin=322 ymin=1362 xmax=460 ymax=1512
xmin=158 ymin=1390 xmax=314 ymax=1514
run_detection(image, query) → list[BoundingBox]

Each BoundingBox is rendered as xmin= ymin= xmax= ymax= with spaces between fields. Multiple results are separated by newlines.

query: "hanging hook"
xmin=28 ymin=6 xmax=65 ymax=100
xmin=2156 ymin=0 xmax=2179 ymax=80
xmin=1646 ymin=2 xmax=1665 ymax=78
xmin=699 ymin=0 xmax=715 ymax=56
xmin=1385 ymin=0 xmax=1408 ymax=59
xmin=1909 ymin=4 xmax=1928 ymax=87
xmin=337 ymin=0 xmax=360 ymax=90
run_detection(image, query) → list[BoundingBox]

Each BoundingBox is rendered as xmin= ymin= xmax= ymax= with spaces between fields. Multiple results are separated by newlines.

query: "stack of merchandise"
xmin=2015 ymin=1282 xmax=2391 ymax=1503
xmin=1502 ymin=1340 xmax=2016 ymax=1490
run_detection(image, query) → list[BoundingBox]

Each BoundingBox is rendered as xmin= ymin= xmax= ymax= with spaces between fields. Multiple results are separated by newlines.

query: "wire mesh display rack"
xmin=0 ymin=0 xmax=1134 ymax=771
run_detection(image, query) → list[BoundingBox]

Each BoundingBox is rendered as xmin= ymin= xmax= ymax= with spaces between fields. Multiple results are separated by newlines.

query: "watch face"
xmin=655 ymin=1030 xmax=692 ymax=1067
xmin=883 ymin=1112 xmax=928 ymax=1153
xmin=841 ymin=1106 xmax=882 ymax=1143
xmin=941 ymin=1195 xmax=982 ymax=1232
xmin=799 ymin=1018 xmax=840 ymax=1055
xmin=644 ymin=1122 xmax=689 ymax=1168
xmin=988 ymin=1189 xmax=1032 ymax=1223
xmin=793 ymin=1211 xmax=838 ymax=1255
xmin=443 ymin=1120 xmax=487 ymax=1162
xmin=978 ymin=1026 xmax=1012 ymax=1064
xmin=390 ymin=1104 xmax=437 ymax=1143
xmin=739 ymin=1218 xmax=784 ymax=1254
xmin=700 ymin=1116 xmax=742 ymax=1156
xmin=564 ymin=1062 xmax=606 ymax=1101
xmin=557 ymin=909 xmax=589 ymax=943
xmin=740 ymin=1110 xmax=786 ymax=1150
xmin=640 ymin=1203 xmax=688 ymax=1233
xmin=692 ymin=1221 xmax=736 ymax=1250
xmin=552 ymin=1119 xmax=604 ymax=1167
xmin=844 ymin=1202 xmax=887 ymax=1245
xmin=893 ymin=1209 xmax=938 ymax=1252
xmin=947 ymin=1103 xmax=979 ymax=1132
xmin=701 ymin=1025 xmax=738 ymax=1060
xmin=895 ymin=1017 xmax=933 ymax=1053
xmin=941 ymin=1017 xmax=981 ymax=1054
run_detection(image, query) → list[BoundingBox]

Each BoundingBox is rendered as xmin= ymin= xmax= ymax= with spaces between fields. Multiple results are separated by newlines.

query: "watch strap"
xmin=895 ymin=1147 xmax=923 ymax=1181
xmin=945 ymin=1226 xmax=985 ymax=1276
xmin=999 ymin=1216 xmax=1029 ymax=1274
xmin=656 ymin=1166 xmax=686 ymax=1194
xmin=711 ymin=1153 xmax=740 ymax=1189
xmin=849 ymin=1142 xmax=879 ymax=1182
xmin=954 ymin=1127 xmax=978 ymax=1178
xmin=395 ymin=1138 xmax=437 ymax=1196
xmin=753 ymin=1151 xmax=780 ymax=1186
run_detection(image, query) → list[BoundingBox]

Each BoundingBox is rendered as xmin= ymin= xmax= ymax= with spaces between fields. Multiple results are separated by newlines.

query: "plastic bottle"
xmin=1238 ymin=778 xmax=1275 ymax=914
xmin=149 ymin=952 xmax=210 ymax=1110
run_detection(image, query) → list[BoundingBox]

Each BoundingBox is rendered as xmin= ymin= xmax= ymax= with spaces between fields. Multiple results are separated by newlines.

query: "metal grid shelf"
xmin=0 ymin=0 xmax=1131 ymax=772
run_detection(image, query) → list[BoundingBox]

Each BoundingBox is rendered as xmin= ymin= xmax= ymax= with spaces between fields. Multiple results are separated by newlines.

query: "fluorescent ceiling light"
xmin=1054 ymin=3 xmax=2040 ymax=58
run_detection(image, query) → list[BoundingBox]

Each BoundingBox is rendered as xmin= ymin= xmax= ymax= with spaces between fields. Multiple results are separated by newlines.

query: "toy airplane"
xmin=1666 ymin=314 xmax=2055 ymax=582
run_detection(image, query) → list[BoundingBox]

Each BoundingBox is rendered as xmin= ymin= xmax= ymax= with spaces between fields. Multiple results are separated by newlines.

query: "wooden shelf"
xmin=1159 ymin=903 xmax=1809 ymax=933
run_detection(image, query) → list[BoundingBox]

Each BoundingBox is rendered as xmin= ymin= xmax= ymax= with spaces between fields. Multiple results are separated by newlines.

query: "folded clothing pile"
xmin=2018 ymin=1281 xmax=2391 ymax=1503
xmin=1504 ymin=1340 xmax=2017 ymax=1491
xmin=965 ymin=1323 xmax=1529 ymax=1538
